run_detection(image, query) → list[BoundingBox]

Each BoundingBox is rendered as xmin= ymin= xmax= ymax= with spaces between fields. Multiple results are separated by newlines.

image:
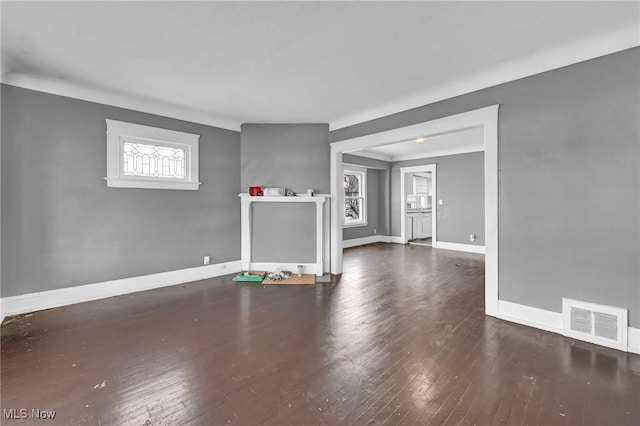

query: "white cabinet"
xmin=419 ymin=213 xmax=432 ymax=238
xmin=407 ymin=212 xmax=432 ymax=240
xmin=406 ymin=215 xmax=414 ymax=240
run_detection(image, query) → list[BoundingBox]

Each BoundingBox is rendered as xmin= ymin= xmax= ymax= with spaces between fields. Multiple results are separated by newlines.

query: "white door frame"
xmin=330 ymin=104 xmax=499 ymax=317
xmin=400 ymin=165 xmax=437 ymax=244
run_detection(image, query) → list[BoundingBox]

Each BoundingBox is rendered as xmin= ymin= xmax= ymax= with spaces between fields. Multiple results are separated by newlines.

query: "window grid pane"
xmin=344 ymin=197 xmax=363 ymax=222
xmin=414 ymin=176 xmax=428 ymax=194
xmin=344 ymin=169 xmax=366 ymax=225
xmin=344 ymin=173 xmax=361 ymax=197
xmin=123 ymin=140 xmax=186 ymax=179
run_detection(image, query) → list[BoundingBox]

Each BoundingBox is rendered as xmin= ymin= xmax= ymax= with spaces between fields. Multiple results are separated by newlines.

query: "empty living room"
xmin=1 ymin=1 xmax=639 ymax=425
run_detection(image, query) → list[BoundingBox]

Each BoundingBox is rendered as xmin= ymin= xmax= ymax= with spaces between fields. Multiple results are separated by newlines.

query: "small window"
xmin=413 ymin=175 xmax=429 ymax=195
xmin=122 ymin=140 xmax=186 ymax=179
xmin=411 ymin=175 xmax=431 ymax=209
xmin=343 ymin=167 xmax=367 ymax=227
xmin=105 ymin=119 xmax=200 ymax=190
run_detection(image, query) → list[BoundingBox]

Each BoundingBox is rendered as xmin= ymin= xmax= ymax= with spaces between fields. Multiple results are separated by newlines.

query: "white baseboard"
xmin=342 ymin=235 xmax=408 ymax=247
xmin=497 ymin=299 xmax=640 ymax=354
xmin=435 ymin=241 xmax=486 ymax=254
xmin=629 ymin=327 xmax=640 ymax=355
xmin=343 ymin=235 xmax=391 ymax=248
xmin=497 ymin=300 xmax=563 ymax=334
xmin=0 ymin=260 xmax=242 ymax=323
xmin=384 ymin=238 xmax=485 ymax=251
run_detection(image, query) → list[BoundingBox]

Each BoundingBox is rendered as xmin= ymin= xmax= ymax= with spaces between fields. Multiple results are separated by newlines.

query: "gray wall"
xmin=251 ymin=203 xmax=316 ymax=263
xmin=331 ymin=48 xmax=640 ymax=327
xmin=240 ymin=124 xmax=329 ymax=262
xmin=342 ymin=153 xmax=390 ymax=240
xmin=1 ymin=85 xmax=241 ymax=297
xmin=404 ymin=172 xmax=416 ymax=197
xmin=391 ymin=153 xmax=485 ymax=245
xmin=343 ymin=153 xmax=389 ymax=170
xmin=241 ymin=124 xmax=330 ymax=193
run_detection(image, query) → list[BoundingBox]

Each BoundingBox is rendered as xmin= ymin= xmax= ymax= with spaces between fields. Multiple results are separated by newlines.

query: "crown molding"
xmin=1 ymin=73 xmax=243 ymax=131
xmin=329 ymin=26 xmax=640 ymax=131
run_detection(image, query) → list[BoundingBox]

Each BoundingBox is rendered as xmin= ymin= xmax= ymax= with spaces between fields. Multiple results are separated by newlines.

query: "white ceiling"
xmin=2 ymin=2 xmax=638 ymax=131
xmin=348 ymin=126 xmax=484 ymax=162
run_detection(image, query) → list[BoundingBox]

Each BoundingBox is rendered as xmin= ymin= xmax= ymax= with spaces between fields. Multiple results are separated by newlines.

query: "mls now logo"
xmin=3 ymin=408 xmax=56 ymax=420
xmin=32 ymin=409 xmax=57 ymax=419
xmin=3 ymin=409 xmax=28 ymax=419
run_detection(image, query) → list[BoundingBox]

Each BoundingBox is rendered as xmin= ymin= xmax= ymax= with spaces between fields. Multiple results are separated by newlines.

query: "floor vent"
xmin=562 ymin=298 xmax=628 ymax=351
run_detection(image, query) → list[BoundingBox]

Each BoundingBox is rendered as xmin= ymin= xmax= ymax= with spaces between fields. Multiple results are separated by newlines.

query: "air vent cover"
xmin=593 ymin=312 xmax=618 ymax=341
xmin=570 ymin=307 xmax=592 ymax=334
xmin=563 ymin=298 xmax=628 ymax=351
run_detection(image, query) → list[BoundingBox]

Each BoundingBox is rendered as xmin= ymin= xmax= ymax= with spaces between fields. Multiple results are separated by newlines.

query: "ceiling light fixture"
xmin=415 ymin=137 xmax=426 ymax=144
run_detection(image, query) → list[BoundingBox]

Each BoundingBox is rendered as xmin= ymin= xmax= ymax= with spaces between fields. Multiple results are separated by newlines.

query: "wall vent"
xmin=562 ymin=298 xmax=628 ymax=351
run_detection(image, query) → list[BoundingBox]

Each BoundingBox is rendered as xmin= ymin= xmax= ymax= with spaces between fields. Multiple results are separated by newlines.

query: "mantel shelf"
xmin=239 ymin=193 xmax=330 ymax=203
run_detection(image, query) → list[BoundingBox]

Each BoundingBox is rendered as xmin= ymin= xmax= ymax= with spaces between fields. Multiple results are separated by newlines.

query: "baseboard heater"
xmin=562 ymin=298 xmax=628 ymax=351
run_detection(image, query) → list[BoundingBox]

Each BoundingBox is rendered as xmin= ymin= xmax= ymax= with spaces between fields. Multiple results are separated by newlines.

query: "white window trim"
xmin=105 ymin=119 xmax=201 ymax=190
xmin=343 ymin=165 xmax=367 ymax=228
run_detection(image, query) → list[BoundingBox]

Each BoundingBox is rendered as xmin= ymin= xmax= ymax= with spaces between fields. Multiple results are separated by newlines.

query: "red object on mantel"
xmin=249 ymin=186 xmax=264 ymax=196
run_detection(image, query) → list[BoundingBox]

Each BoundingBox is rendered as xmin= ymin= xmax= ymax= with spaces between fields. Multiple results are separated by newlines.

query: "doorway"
xmin=401 ymin=165 xmax=437 ymax=246
xmin=329 ymin=105 xmax=499 ymax=317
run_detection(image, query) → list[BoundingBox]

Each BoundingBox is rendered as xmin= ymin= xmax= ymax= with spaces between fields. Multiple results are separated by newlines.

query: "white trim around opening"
xmin=330 ymin=104 xmax=499 ymax=317
xmin=400 ymin=164 xmax=437 ymax=245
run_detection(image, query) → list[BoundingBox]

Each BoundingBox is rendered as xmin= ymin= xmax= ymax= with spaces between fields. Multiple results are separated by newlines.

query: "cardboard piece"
xmin=262 ymin=274 xmax=316 ymax=285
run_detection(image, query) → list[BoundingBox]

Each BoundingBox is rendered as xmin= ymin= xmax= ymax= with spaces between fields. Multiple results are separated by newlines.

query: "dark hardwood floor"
xmin=2 ymin=243 xmax=639 ymax=425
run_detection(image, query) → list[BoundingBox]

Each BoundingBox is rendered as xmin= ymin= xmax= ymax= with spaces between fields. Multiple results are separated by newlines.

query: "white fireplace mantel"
xmin=239 ymin=194 xmax=330 ymax=276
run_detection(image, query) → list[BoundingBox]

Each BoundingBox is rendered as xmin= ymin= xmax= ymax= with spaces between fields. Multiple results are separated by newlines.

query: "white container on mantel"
xmin=263 ymin=187 xmax=286 ymax=196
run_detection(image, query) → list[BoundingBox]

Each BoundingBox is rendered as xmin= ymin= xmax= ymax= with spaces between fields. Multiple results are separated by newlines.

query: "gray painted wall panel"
xmin=251 ymin=203 xmax=316 ymax=263
xmin=241 ymin=124 xmax=330 ymax=194
xmin=391 ymin=153 xmax=485 ymax=245
xmin=342 ymin=154 xmax=391 ymax=240
xmin=342 ymin=153 xmax=389 ymax=170
xmin=379 ymin=168 xmax=390 ymax=238
xmin=1 ymin=85 xmax=241 ymax=297
xmin=331 ymin=48 xmax=640 ymax=327
xmin=240 ymin=124 xmax=329 ymax=262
